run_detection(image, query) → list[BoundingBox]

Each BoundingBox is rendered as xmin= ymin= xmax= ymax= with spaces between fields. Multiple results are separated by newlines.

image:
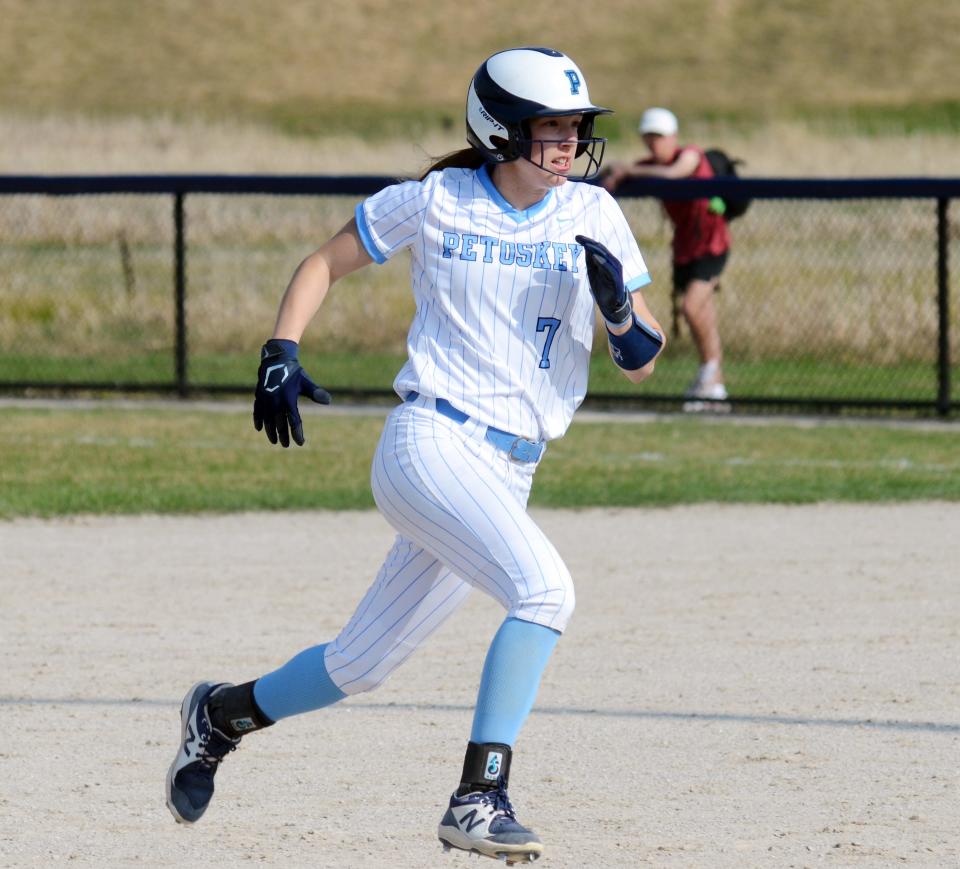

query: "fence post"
xmin=174 ymin=192 xmax=188 ymax=397
xmin=936 ymin=198 xmax=951 ymax=416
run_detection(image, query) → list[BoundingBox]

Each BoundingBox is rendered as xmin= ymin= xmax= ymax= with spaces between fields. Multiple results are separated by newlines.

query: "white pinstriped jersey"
xmin=355 ymin=164 xmax=650 ymax=441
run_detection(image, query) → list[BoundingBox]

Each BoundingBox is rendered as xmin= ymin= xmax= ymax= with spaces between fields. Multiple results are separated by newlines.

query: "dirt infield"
xmin=2 ymin=504 xmax=958 ymax=868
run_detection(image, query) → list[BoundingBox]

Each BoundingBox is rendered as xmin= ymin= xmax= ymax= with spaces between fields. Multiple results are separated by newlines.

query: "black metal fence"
xmin=0 ymin=174 xmax=956 ymax=416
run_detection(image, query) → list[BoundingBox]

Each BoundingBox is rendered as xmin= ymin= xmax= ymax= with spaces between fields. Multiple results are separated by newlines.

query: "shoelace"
xmin=479 ymin=777 xmax=517 ymax=821
xmin=196 ymin=729 xmax=238 ymax=770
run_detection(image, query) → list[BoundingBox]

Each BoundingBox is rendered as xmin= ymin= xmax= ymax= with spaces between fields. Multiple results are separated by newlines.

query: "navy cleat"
xmin=165 ymin=681 xmax=240 ymax=824
xmin=438 ymin=777 xmax=542 ymax=864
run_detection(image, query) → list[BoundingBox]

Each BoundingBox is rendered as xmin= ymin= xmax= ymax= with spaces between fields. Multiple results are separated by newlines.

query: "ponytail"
xmin=419 ymin=147 xmax=487 ymax=181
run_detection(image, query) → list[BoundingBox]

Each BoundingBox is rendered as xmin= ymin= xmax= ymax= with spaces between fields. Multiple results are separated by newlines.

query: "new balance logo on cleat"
xmin=457 ymin=808 xmax=486 ymax=834
xmin=437 ymin=778 xmax=543 ymax=865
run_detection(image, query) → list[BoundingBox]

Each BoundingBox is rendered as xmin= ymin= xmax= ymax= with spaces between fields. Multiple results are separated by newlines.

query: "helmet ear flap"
xmin=465 ymin=78 xmax=524 ymax=163
xmin=517 ymin=119 xmax=534 ymax=161
xmin=489 ymin=135 xmax=513 ymax=159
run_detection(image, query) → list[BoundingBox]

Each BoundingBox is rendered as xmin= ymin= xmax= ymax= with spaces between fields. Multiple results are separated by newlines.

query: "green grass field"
xmin=1 ymin=404 xmax=957 ymax=518
xmin=0 ymin=350 xmax=950 ymax=406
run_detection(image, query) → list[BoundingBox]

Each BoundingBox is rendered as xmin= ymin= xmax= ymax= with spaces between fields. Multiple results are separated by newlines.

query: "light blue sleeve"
xmin=626 ymin=272 xmax=652 ymax=291
xmin=354 ymin=177 xmax=432 ymax=264
xmin=354 ymin=202 xmax=387 ymax=264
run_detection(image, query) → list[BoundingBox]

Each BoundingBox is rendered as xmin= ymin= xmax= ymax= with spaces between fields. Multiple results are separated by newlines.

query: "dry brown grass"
xmin=2 ymin=0 xmax=959 ymax=177
xmin=2 ymin=107 xmax=956 ymax=368
xmin=0 ymin=114 xmax=462 ymax=176
xmin=3 ymin=112 xmax=960 ymax=177
xmin=2 ymin=0 xmax=959 ymax=123
xmin=2 ymin=107 xmax=956 ymax=364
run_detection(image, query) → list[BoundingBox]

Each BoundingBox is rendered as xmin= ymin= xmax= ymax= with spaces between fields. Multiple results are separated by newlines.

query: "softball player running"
xmin=166 ymin=46 xmax=665 ymax=865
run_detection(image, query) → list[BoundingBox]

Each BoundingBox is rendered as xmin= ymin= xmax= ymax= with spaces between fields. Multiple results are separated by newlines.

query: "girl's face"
xmin=515 ymin=114 xmax=584 ymax=190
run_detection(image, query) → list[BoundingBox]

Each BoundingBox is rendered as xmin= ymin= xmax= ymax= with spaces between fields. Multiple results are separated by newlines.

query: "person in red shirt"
xmin=601 ymin=107 xmax=730 ymax=403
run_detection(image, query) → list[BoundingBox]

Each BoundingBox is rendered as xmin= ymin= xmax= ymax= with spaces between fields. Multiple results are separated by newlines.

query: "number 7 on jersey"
xmin=536 ymin=317 xmax=561 ymax=369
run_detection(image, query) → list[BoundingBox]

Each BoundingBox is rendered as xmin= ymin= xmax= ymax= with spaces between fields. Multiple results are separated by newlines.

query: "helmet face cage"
xmin=465 ymin=47 xmax=611 ymax=182
xmin=514 ymin=116 xmax=607 ymax=181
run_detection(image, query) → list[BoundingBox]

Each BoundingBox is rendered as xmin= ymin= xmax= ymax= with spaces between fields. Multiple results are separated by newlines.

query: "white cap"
xmin=639 ymin=107 xmax=678 ymax=136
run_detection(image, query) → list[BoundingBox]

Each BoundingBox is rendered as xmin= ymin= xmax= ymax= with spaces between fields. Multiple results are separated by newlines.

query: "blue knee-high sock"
xmin=252 ymin=643 xmax=346 ymax=722
xmin=470 ymin=617 xmax=561 ymax=747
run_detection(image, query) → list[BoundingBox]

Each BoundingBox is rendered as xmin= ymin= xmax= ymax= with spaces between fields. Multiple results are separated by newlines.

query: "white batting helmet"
xmin=466 ymin=47 xmax=612 ymax=180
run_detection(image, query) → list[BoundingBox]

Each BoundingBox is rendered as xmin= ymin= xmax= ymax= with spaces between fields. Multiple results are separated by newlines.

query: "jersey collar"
xmin=477 ymin=163 xmax=554 ymax=224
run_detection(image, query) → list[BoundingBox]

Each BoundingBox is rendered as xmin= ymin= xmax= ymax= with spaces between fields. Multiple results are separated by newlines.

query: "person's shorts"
xmin=673 ymin=251 xmax=729 ymax=293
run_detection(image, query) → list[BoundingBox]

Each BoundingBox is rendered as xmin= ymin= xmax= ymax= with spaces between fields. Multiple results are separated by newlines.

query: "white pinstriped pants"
xmin=323 ymin=398 xmax=574 ymax=696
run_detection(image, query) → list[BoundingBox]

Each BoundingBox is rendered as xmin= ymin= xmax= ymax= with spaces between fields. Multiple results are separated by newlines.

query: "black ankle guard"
xmin=458 ymin=741 xmax=512 ymax=793
xmin=208 ymin=681 xmax=274 ymax=738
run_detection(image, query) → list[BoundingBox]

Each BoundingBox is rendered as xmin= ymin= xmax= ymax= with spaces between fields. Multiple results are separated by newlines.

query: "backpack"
xmin=704 ymin=148 xmax=751 ymax=221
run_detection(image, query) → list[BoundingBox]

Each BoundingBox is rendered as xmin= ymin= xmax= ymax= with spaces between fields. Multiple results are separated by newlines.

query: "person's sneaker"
xmin=684 ymin=372 xmax=727 ymax=400
xmin=683 ymin=380 xmax=730 ymax=412
xmin=165 ymin=681 xmax=240 ymax=824
xmin=438 ymin=777 xmax=543 ymax=864
xmin=698 ymin=382 xmax=728 ymax=401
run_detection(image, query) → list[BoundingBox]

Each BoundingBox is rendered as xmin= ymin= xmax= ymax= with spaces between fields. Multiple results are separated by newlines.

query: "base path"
xmin=2 ymin=504 xmax=957 ymax=868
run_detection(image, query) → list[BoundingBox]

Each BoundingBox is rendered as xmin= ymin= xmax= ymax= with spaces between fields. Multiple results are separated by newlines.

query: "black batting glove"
xmin=253 ymin=339 xmax=331 ymax=448
xmin=575 ymin=235 xmax=633 ymax=327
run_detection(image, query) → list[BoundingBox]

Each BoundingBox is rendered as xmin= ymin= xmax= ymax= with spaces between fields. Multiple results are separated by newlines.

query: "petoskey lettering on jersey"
xmin=355 ymin=164 xmax=650 ymax=441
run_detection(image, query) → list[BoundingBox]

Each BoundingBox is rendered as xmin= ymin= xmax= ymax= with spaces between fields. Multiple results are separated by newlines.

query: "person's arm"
xmin=252 ymin=218 xmax=375 ymax=447
xmin=607 ymin=290 xmax=666 ymax=384
xmin=599 ymin=161 xmax=630 ymax=192
xmin=599 ymin=148 xmax=700 ymax=191
xmin=273 ymin=218 xmax=374 ymax=341
xmin=621 ymin=147 xmax=700 ymax=181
